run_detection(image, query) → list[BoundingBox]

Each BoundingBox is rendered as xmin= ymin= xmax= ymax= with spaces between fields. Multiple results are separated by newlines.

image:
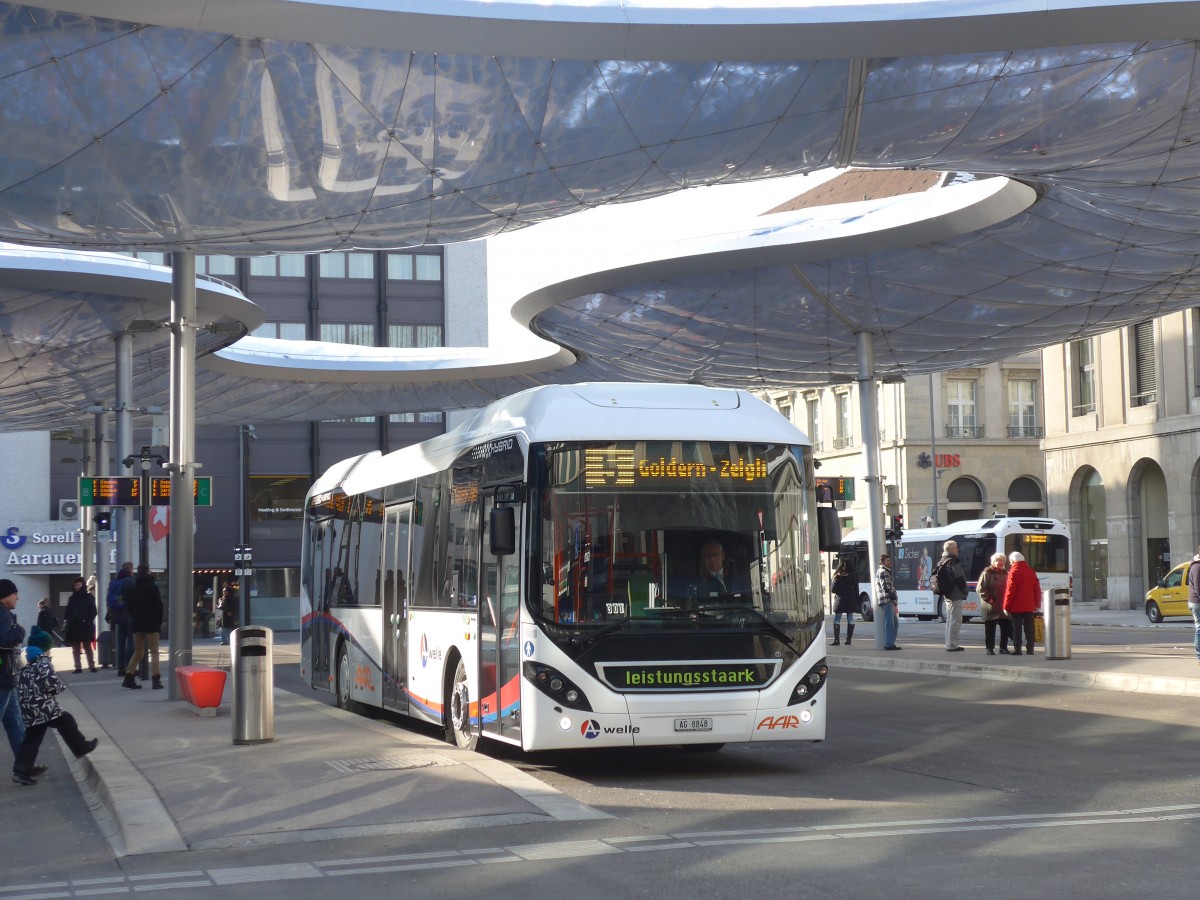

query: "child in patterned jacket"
xmin=12 ymin=626 xmax=98 ymax=786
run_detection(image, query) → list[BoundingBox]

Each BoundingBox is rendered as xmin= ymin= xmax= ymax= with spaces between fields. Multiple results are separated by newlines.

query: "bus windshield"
xmin=533 ymin=441 xmax=821 ymax=637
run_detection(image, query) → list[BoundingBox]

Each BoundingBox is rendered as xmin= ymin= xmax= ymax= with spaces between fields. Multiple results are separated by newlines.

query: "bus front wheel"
xmin=937 ymin=598 xmax=947 ymax=623
xmin=859 ymin=593 xmax=874 ymax=622
xmin=336 ymin=642 xmax=360 ymax=715
xmin=446 ymin=658 xmax=479 ymax=751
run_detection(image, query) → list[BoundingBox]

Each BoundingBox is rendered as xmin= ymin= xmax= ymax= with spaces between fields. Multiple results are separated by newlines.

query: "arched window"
xmin=1007 ymin=477 xmax=1044 ymax=516
xmin=1080 ymin=469 xmax=1108 ymax=602
xmin=946 ymin=477 xmax=983 ymax=524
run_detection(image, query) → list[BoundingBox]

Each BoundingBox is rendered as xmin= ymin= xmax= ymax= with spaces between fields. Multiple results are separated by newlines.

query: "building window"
xmin=1007 ymin=379 xmax=1041 ymax=438
xmin=1131 ymin=320 xmax=1156 ymax=407
xmin=388 ymin=324 xmax=444 ymax=348
xmin=131 ymin=251 xmax=165 ymax=266
xmin=319 ymin=323 xmax=376 ymax=346
xmin=946 ymin=379 xmax=981 ymax=438
xmin=1072 ymin=338 xmax=1096 ymax=415
xmin=199 ymin=255 xmax=237 ymax=277
xmin=1193 ymin=308 xmax=1200 ymax=395
xmin=387 ymin=252 xmax=443 ymax=282
xmin=250 ymin=254 xmax=306 ymax=277
xmin=832 ymin=392 xmax=852 ymax=449
xmin=777 ymin=401 xmax=791 ymax=423
xmin=388 ymin=411 xmax=445 ymax=424
xmin=805 ymin=397 xmax=821 ymax=451
xmin=251 ymin=322 xmax=307 ymax=340
xmin=318 ymin=252 xmax=374 ymax=279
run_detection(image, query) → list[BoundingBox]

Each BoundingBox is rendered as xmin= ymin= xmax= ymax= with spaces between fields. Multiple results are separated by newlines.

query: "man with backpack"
xmin=933 ymin=540 xmax=969 ymax=652
xmin=106 ymin=562 xmax=135 ymax=676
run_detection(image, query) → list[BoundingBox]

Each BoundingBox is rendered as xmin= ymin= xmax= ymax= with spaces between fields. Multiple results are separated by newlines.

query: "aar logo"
xmin=580 ymin=720 xmax=601 ymax=740
xmin=419 ymin=634 xmax=429 ymax=668
xmin=1 ymin=527 xmax=25 ymax=550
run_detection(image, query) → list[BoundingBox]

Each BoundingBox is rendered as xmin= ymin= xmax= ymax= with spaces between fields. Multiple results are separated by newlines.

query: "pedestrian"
xmin=122 ymin=565 xmax=164 ymax=690
xmin=933 ymin=540 xmax=969 ymax=651
xmin=876 ymin=553 xmax=901 ymax=650
xmin=12 ymin=626 xmax=99 ymax=785
xmin=216 ymin=584 xmax=238 ymax=645
xmin=830 ymin=557 xmax=859 ymax=646
xmin=978 ymin=552 xmax=1014 ymax=656
xmin=1188 ymin=545 xmax=1200 ymax=667
xmin=36 ymin=599 xmax=64 ymax=647
xmin=1 ymin=579 xmax=40 ymax=774
xmin=1002 ymin=550 xmax=1041 ymax=656
xmin=64 ymin=576 xmax=98 ymax=673
xmin=106 ymin=562 xmax=135 ymax=675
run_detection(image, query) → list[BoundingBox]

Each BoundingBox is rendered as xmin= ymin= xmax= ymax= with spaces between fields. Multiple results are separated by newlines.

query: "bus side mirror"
xmin=817 ymin=507 xmax=841 ymax=552
xmin=490 ymin=506 xmax=516 ymax=557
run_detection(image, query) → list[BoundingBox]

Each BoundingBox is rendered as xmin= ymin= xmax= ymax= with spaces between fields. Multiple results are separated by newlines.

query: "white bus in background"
xmin=839 ymin=517 xmax=1071 ymax=621
xmin=301 ymin=383 xmax=838 ymax=753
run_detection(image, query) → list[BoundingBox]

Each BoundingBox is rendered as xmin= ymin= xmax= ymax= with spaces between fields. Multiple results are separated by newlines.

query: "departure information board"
xmin=78 ymin=477 xmax=140 ymax=506
xmin=150 ymin=476 xmax=212 ymax=507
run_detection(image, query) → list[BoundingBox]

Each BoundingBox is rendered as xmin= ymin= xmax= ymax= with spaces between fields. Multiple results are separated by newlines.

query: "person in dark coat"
xmin=978 ymin=553 xmax=1014 ymax=656
xmin=63 ymin=577 xmax=98 ymax=673
xmin=121 ymin=565 xmax=164 ymax=690
xmin=36 ymin=599 xmax=63 ymax=647
xmin=830 ymin=557 xmax=859 ymax=646
xmin=0 ymin=578 xmax=29 ymax=766
xmin=1002 ymin=551 xmax=1042 ymax=656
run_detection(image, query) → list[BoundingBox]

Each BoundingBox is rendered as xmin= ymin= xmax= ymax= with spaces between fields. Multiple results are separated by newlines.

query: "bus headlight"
xmin=524 ymin=661 xmax=593 ymax=711
xmin=787 ymin=660 xmax=829 ymax=705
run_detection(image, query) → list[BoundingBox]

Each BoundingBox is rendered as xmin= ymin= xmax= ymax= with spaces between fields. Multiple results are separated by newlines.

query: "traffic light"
xmin=891 ymin=514 xmax=904 ymax=542
xmin=95 ymin=511 xmax=112 ymax=531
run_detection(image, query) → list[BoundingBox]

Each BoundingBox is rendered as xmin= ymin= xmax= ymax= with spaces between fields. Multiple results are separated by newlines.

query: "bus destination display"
xmin=581 ymin=447 xmax=769 ymax=489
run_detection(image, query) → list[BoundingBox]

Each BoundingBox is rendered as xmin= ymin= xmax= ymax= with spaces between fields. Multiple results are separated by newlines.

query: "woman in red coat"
xmin=1002 ymin=551 xmax=1041 ymax=656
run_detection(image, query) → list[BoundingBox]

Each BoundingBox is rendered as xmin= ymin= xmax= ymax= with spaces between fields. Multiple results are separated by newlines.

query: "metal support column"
xmin=79 ymin=426 xmax=95 ymax=588
xmin=113 ymin=332 xmax=134 ymax=579
xmin=928 ymin=374 xmax=940 ymax=527
xmin=92 ymin=410 xmax=109 ymax=611
xmin=167 ymin=251 xmax=197 ymax=700
xmin=855 ymin=331 xmax=887 ymax=650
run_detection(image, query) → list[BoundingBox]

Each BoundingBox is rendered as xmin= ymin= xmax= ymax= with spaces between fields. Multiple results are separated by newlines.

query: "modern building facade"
xmin=1041 ymin=308 xmax=1199 ymax=611
xmin=4 ymin=244 xmax=487 ymax=629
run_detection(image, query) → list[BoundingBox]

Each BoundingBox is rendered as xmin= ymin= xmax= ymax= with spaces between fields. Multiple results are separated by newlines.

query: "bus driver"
xmin=698 ymin=538 xmax=748 ymax=598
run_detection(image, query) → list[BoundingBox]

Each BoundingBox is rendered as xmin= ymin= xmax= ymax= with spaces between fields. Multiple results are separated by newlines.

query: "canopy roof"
xmin=1 ymin=1 xmax=1199 ymax=427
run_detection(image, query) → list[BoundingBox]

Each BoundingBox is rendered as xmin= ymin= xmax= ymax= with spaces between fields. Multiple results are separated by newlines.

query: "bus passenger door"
xmin=382 ymin=503 xmax=412 ymax=712
xmin=481 ymin=494 xmax=523 ymax=743
xmin=308 ymin=518 xmax=334 ymax=689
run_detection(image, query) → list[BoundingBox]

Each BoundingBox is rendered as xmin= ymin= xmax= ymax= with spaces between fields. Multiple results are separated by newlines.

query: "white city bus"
xmin=839 ymin=517 xmax=1071 ymax=621
xmin=300 ymin=383 xmax=836 ymax=752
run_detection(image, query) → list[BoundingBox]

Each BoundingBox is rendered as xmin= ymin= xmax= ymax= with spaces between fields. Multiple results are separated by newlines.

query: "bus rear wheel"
xmin=446 ymin=658 xmax=479 ymax=751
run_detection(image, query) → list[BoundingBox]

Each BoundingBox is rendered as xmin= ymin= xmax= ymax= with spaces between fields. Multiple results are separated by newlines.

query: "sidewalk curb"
xmin=830 ymin=654 xmax=1200 ymax=696
xmin=56 ymin=690 xmax=187 ymax=858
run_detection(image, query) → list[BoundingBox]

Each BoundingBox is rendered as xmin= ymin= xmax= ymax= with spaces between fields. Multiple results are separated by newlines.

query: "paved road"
xmin=12 ymin=654 xmax=1196 ymax=900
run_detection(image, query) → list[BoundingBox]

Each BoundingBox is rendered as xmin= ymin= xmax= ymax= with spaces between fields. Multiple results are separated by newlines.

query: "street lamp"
xmin=123 ymin=445 xmax=166 ymax=571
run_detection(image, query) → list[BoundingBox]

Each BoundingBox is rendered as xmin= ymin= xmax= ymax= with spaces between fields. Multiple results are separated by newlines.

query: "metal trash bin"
xmin=1043 ymin=586 xmax=1072 ymax=660
xmin=231 ymin=625 xmax=274 ymax=744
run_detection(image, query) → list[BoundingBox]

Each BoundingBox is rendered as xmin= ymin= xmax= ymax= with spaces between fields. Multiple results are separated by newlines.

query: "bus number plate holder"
xmin=674 ymin=717 xmax=713 ymax=732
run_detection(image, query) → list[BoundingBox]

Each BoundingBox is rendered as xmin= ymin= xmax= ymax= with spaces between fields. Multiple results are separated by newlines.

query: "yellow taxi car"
xmin=1144 ymin=562 xmax=1193 ymax=623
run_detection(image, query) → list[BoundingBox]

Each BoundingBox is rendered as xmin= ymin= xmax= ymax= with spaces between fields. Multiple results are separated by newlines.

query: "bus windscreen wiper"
xmin=693 ymin=603 xmax=794 ymax=645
